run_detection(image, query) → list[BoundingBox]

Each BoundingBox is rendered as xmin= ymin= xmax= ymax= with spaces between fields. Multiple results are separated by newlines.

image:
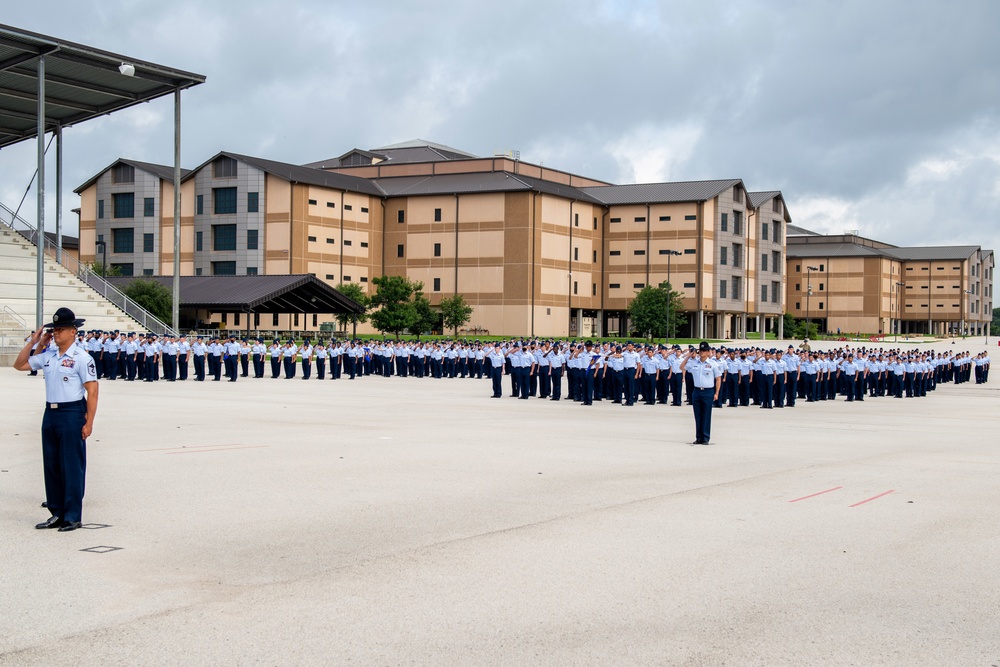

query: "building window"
xmin=293 ymin=313 xmax=298 ymax=327
xmin=255 ymin=313 xmax=260 ymax=327
xmin=195 ymin=267 xmax=202 ymax=276
xmin=773 ymin=221 xmax=781 ymax=243
xmin=212 ymin=224 xmax=237 ymax=251
xmin=684 ymin=215 xmax=696 ymax=221
xmin=213 ymin=187 xmax=237 ymax=215
xmin=684 ymin=249 xmax=696 ymax=255
xmin=593 ymin=250 xmax=597 ymax=263
xmin=212 ymin=261 xmax=236 ymax=275
xmin=795 ymin=283 xmax=800 ymax=291
xmin=733 ymin=244 xmax=743 ymax=268
xmin=112 ymin=163 xmax=135 ymax=184
xmin=326 ymin=238 xmax=335 ymax=244
xmin=772 ymin=281 xmax=780 ymax=303
xmin=97 ymin=234 xmax=103 ymax=243
xmin=761 ymin=254 xmax=768 ymax=272
xmin=343 ymin=240 xmax=352 ymax=246
xmin=772 ymin=251 xmax=781 ymax=274
xmin=327 ymin=202 xmax=335 ymax=209
xmin=720 ymin=279 xmax=728 ymax=299
xmin=312 ymin=314 xmax=318 ymax=327
xmin=592 ymin=283 xmax=597 ymax=296
xmin=635 ymin=216 xmax=646 ymax=223
xmin=634 ymin=249 xmax=645 ymax=256
xmin=143 ymin=233 xmax=154 ymax=253
xmin=433 ymin=278 xmax=441 ymax=292
xmin=795 ymin=301 xmax=800 ymax=309
xmin=574 ymin=247 xmax=579 ymax=261
xmin=610 ymin=217 xmax=621 ymax=223
xmin=397 ymin=244 xmax=404 ymax=258
xmin=360 ymin=241 xmax=368 ymax=248
xmin=113 ymin=192 xmax=134 ymax=218
xmin=143 ymin=197 xmax=154 ymax=217
xmin=609 ymin=283 xmax=621 ymax=289
xmin=574 ymin=213 xmax=579 ymax=227
xmin=795 ymin=264 xmax=801 ymax=272
xmin=720 ymin=246 xmax=728 ymax=265
xmin=360 ymin=277 xmax=368 ymax=283
xmin=733 ymin=276 xmax=742 ymax=299
xmin=326 ymin=274 xmax=335 ymax=280
xmin=143 ymin=268 xmax=153 ymax=276
xmin=818 ymin=302 xmax=824 ymax=310
xmin=195 ymin=231 xmax=203 ymax=252
xmin=344 ymin=204 xmax=353 ymax=211
xmin=434 ymin=208 xmax=442 ymax=222
xmin=247 ymin=229 xmax=258 ymax=250
xmin=247 ymin=192 xmax=259 ymax=213
xmin=196 ymin=194 xmax=203 ymax=215
xmin=573 ymin=281 xmax=578 ymax=295
xmin=111 ymin=263 xmax=133 ymax=276
xmin=659 ymin=215 xmax=671 ymax=222
xmin=112 ymin=227 xmax=134 ymax=253
xmin=683 ymin=282 xmax=696 ymax=288
xmin=721 ymin=213 xmax=728 ymax=232
xmin=397 ymin=210 xmax=405 ymax=223
xmin=98 ymin=200 xmax=104 ymax=219
xmin=594 ymin=217 xmax=598 ymax=230
xmin=633 ymin=283 xmax=645 ymax=289
xmin=308 ymin=236 xmax=317 ymax=242
xmin=610 ymin=250 xmax=621 ymax=256
xmin=434 ymin=243 xmax=441 ymax=257
xmin=761 ymin=284 xmax=768 ymax=303
xmin=272 ymin=313 xmax=279 ymax=326
xmin=247 ymin=267 xmax=258 ymax=275
xmin=733 ymin=211 xmax=743 ymax=236
xmin=308 ymin=199 xmax=318 ymax=206
xmin=819 ymin=264 xmax=824 ymax=271
xmin=213 ymin=156 xmax=238 ymax=178
xmin=361 ymin=207 xmax=368 ymax=214
xmin=819 ymin=283 xmax=825 ymax=291
xmin=733 ymin=186 xmax=743 ymax=203
xmin=762 ymin=222 xmax=769 ymax=241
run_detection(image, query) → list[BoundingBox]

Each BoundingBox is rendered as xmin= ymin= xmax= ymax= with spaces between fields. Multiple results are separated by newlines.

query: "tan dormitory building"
xmin=785 ymin=225 xmax=994 ymax=336
xmin=75 ymin=140 xmax=794 ymax=338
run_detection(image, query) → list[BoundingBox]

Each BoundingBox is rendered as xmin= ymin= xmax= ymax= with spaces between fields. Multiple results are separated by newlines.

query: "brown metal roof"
xmin=0 ymin=23 xmax=205 ymax=150
xmin=73 ymin=158 xmax=192 ymax=194
xmin=580 ymin=179 xmax=744 ymax=205
xmin=107 ymin=274 xmax=363 ymax=314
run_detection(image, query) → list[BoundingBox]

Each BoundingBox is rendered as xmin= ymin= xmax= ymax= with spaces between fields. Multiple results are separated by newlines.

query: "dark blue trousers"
xmin=42 ymin=401 xmax=87 ymax=523
xmin=691 ymin=387 xmax=714 ymax=442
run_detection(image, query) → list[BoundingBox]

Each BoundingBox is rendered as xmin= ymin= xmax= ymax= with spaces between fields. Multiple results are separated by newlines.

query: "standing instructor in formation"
xmin=13 ymin=307 xmax=100 ymax=532
xmin=680 ymin=341 xmax=722 ymax=445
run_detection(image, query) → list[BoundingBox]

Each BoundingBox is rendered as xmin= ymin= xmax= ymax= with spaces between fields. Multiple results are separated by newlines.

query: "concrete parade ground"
xmin=1 ymin=337 xmax=998 ymax=666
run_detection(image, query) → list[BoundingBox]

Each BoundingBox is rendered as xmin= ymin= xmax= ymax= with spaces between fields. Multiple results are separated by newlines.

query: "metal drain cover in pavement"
xmin=79 ymin=546 xmax=122 ymax=554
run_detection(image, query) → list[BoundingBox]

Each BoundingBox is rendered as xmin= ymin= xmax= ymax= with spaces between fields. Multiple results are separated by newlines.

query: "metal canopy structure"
xmin=107 ymin=275 xmax=364 ymax=316
xmin=0 ymin=23 xmax=206 ymax=330
xmin=0 ymin=24 xmax=205 ymax=148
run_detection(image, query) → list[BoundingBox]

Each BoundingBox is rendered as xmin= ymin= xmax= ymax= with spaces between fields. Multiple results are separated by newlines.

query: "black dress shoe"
xmin=692 ymin=440 xmax=704 ymax=445
xmin=35 ymin=516 xmax=64 ymax=529
xmin=58 ymin=521 xmax=82 ymax=532
xmin=701 ymin=441 xmax=711 ymax=445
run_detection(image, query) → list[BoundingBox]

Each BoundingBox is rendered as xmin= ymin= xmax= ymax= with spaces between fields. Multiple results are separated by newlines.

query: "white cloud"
xmin=604 ymin=122 xmax=704 ymax=183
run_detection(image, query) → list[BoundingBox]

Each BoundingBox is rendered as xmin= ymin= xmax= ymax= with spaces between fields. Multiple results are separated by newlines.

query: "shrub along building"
xmin=785 ymin=225 xmax=994 ymax=337
xmin=77 ymin=139 xmax=794 ymax=337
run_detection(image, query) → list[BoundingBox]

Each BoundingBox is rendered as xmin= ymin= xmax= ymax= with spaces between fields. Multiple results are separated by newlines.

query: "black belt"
xmin=46 ymin=399 xmax=86 ymax=410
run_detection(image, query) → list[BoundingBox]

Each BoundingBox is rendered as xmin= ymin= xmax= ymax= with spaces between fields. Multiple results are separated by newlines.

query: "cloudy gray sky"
xmin=3 ymin=0 xmax=999 ymax=252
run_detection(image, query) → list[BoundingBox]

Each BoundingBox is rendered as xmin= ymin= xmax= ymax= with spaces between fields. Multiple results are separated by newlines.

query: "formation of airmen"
xmin=59 ymin=331 xmax=992 ymax=408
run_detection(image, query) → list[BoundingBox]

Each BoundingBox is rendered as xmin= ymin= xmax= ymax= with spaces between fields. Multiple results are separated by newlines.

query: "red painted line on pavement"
xmin=849 ymin=490 xmax=895 ymax=507
xmin=166 ymin=445 xmax=268 ymax=455
xmin=788 ymin=486 xmax=843 ymax=503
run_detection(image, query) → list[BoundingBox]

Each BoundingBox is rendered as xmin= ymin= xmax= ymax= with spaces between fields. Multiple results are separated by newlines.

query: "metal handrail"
xmin=0 ymin=201 xmax=176 ymax=336
xmin=2 ymin=304 xmax=27 ymax=329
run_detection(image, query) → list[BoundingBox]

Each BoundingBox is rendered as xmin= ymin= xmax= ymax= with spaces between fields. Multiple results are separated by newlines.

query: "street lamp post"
xmin=962 ymin=289 xmax=973 ymax=338
xmin=805 ymin=265 xmax=818 ymax=340
xmin=95 ymin=239 xmax=107 ymax=278
xmin=895 ymin=281 xmax=905 ymax=342
xmin=664 ymin=249 xmax=682 ymax=343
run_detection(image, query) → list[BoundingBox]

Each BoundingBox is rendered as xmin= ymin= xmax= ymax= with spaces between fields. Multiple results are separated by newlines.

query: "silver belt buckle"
xmin=50 ymin=403 xmax=58 ymax=409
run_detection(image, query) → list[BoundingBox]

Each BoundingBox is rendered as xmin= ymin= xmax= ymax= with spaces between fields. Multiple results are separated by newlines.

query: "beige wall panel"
xmin=408 ymin=233 xmax=454 ymax=259
xmin=534 ymin=305 xmax=570 ymax=337
xmin=409 ymin=196 xmax=456 ymax=224
xmin=540 ymin=267 xmax=570 ymax=295
xmin=79 ymin=187 xmax=96 ymax=221
xmin=266 ymin=221 xmax=290 ymax=252
xmin=502 ymin=306 xmax=530 ymax=336
xmin=457 ymin=266 xmax=503 ymax=293
xmin=540 ymin=231 xmax=570 ymax=261
xmin=458 ymin=230 xmax=504 ymax=258
xmin=266 ymin=175 xmax=290 ymax=213
xmin=408 ymin=268 xmax=453 ymax=294
xmin=459 ymin=193 xmax=505 ymax=223
xmin=541 ymin=196 xmax=570 ymax=227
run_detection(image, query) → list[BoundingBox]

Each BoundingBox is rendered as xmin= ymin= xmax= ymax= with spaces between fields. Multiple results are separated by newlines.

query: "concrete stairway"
xmin=0 ymin=225 xmax=142 ymax=338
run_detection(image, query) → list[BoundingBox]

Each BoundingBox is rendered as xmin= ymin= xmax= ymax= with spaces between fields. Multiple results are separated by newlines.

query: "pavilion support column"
xmin=55 ymin=124 xmax=63 ymax=265
xmin=172 ymin=88 xmax=182 ymax=334
xmin=35 ymin=55 xmax=46 ymax=328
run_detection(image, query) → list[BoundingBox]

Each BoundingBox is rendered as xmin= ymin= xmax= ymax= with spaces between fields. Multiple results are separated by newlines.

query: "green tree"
xmin=121 ymin=277 xmax=172 ymax=324
xmin=439 ymin=293 xmax=473 ymax=337
xmin=629 ymin=282 xmax=685 ymax=340
xmin=88 ymin=261 xmax=120 ymax=277
xmin=408 ymin=293 xmax=439 ymax=339
xmin=334 ymin=282 xmax=369 ymax=339
xmin=992 ymin=307 xmax=999 ymax=336
xmin=783 ymin=313 xmax=819 ymax=340
xmin=369 ymin=275 xmax=422 ymax=339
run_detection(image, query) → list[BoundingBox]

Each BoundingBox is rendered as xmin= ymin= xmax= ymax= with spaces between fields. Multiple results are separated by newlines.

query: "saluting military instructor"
xmin=13 ymin=307 xmax=99 ymax=532
xmin=680 ymin=341 xmax=722 ymax=445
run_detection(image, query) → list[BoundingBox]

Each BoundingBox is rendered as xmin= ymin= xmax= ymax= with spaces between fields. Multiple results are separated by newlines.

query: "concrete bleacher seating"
xmin=0 ymin=226 xmax=142 ymax=343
